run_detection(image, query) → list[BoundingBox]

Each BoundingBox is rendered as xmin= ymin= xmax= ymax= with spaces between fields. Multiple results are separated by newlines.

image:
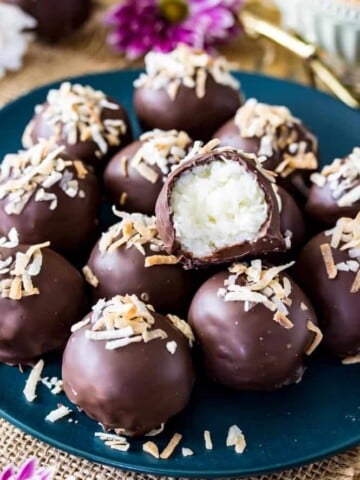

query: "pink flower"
xmin=104 ymin=0 xmax=243 ymax=59
xmin=0 ymin=459 xmax=54 ymax=480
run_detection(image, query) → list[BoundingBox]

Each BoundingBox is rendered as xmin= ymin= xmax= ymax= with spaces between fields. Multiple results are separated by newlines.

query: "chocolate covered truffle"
xmin=2 ymin=0 xmax=92 ymax=43
xmin=306 ymin=147 xmax=360 ymax=227
xmin=22 ymin=82 xmax=132 ymax=169
xmin=0 ymin=141 xmax=100 ymax=254
xmin=134 ymin=45 xmax=242 ymax=141
xmin=0 ymin=232 xmax=85 ymax=365
xmin=214 ymin=99 xmax=319 ymax=197
xmin=104 ymin=129 xmax=192 ymax=215
xmin=62 ymin=294 xmax=195 ymax=436
xmin=155 ymin=142 xmax=285 ymax=268
xmin=295 ymin=214 xmax=360 ymax=359
xmin=188 ymin=260 xmax=322 ymax=390
xmin=84 ymin=211 xmax=194 ymax=314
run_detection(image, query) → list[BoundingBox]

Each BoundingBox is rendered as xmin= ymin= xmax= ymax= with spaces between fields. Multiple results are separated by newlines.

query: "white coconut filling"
xmin=171 ymin=160 xmax=269 ymax=258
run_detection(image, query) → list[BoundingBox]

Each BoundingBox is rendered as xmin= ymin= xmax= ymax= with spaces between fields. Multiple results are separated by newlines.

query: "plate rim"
xmin=0 ymin=68 xmax=359 ymax=478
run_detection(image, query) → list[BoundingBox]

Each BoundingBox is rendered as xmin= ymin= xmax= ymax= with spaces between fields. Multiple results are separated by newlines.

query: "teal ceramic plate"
xmin=0 ymin=70 xmax=359 ymax=478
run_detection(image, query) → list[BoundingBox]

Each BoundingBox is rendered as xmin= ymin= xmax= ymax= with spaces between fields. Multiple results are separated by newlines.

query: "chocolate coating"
xmin=188 ymin=270 xmax=317 ymax=390
xmin=278 ymin=186 xmax=306 ymax=251
xmin=62 ymin=311 xmax=195 ymax=435
xmin=295 ymin=232 xmax=360 ymax=357
xmin=134 ymin=76 xmax=242 ymax=142
xmin=26 ymin=98 xmax=132 ymax=169
xmin=0 ymin=160 xmax=100 ymax=255
xmin=87 ymin=235 xmax=195 ymax=315
xmin=2 ymin=0 xmax=92 ymax=43
xmin=155 ymin=149 xmax=285 ymax=268
xmin=0 ymin=245 xmax=85 ymax=365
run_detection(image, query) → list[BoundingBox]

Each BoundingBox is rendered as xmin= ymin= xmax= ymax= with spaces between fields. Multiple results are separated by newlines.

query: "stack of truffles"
xmin=0 ymin=44 xmax=358 ymax=440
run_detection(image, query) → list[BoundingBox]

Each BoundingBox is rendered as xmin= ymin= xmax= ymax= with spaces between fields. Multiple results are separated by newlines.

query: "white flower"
xmin=0 ymin=3 xmax=36 ymax=78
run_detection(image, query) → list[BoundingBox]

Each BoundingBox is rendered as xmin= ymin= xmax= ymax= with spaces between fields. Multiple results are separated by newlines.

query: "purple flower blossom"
xmin=104 ymin=0 xmax=243 ymax=59
xmin=0 ymin=459 xmax=54 ymax=480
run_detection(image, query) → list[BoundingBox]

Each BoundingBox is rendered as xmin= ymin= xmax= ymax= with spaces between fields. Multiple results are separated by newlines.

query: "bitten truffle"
xmin=22 ymin=82 xmax=132 ymax=169
xmin=134 ymin=45 xmax=242 ymax=141
xmin=214 ymin=99 xmax=319 ymax=198
xmin=295 ymin=214 xmax=360 ymax=360
xmin=188 ymin=260 xmax=322 ymax=390
xmin=155 ymin=142 xmax=285 ymax=268
xmin=104 ymin=129 xmax=192 ymax=215
xmin=62 ymin=294 xmax=195 ymax=436
xmin=0 ymin=141 xmax=100 ymax=254
xmin=0 ymin=232 xmax=85 ymax=365
xmin=2 ymin=0 xmax=92 ymax=43
xmin=306 ymin=147 xmax=360 ymax=227
xmin=84 ymin=211 xmax=194 ymax=314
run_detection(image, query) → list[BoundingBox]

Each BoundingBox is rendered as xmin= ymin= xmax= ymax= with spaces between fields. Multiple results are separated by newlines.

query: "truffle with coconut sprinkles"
xmin=62 ymin=294 xmax=194 ymax=436
xmin=188 ymin=259 xmax=322 ymax=390
xmin=155 ymin=142 xmax=285 ymax=268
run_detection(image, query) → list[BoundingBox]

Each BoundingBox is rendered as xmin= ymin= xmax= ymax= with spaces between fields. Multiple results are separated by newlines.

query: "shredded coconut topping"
xmin=94 ymin=209 xmax=178 ymax=267
xmin=0 ymin=142 xmax=88 ymax=215
xmin=24 ymin=82 xmax=126 ymax=157
xmin=235 ymin=99 xmax=318 ymax=177
xmin=226 ymin=425 xmax=247 ymax=454
xmin=324 ymin=213 xmax=360 ymax=292
xmin=218 ymin=260 xmax=295 ymax=329
xmin=0 ymin=241 xmax=49 ymax=300
xmin=134 ymin=44 xmax=240 ymax=100
xmin=311 ymin=148 xmax=360 ymax=207
xmin=85 ymin=294 xmax=192 ymax=350
xmin=129 ymin=129 xmax=191 ymax=183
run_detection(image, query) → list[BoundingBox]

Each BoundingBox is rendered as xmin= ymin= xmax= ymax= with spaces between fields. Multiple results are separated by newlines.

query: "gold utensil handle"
xmin=239 ymin=10 xmax=360 ymax=109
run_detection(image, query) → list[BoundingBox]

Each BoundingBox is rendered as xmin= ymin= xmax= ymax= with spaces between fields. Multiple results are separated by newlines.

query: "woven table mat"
xmin=0 ymin=1 xmax=359 ymax=478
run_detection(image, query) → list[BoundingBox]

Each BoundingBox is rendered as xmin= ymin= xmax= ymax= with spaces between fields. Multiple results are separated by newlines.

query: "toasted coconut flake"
xmin=351 ymin=269 xmax=360 ymax=293
xmin=226 ymin=425 xmax=247 ymax=454
xmin=45 ymin=404 xmax=72 ymax=422
xmin=273 ymin=311 xmax=294 ymax=329
xmin=160 ymin=433 xmax=182 ymax=459
xmin=23 ymin=359 xmax=44 ymax=402
xmin=95 ymin=432 xmax=128 ymax=442
xmin=73 ymin=160 xmax=88 ymax=179
xmin=300 ymin=302 xmax=308 ymax=311
xmin=306 ymin=321 xmax=323 ymax=355
xmin=182 ymin=448 xmax=194 ymax=457
xmin=204 ymin=430 xmax=213 ymax=450
xmin=71 ymin=317 xmax=91 ymax=333
xmin=82 ymin=265 xmax=99 ymax=287
xmin=120 ymin=192 xmax=128 ymax=205
xmin=120 ymin=156 xmax=129 ymax=177
xmin=342 ymin=354 xmax=360 ymax=365
xmin=167 ymin=314 xmax=194 ymax=346
xmin=134 ymin=162 xmax=159 ymax=183
xmin=0 ymin=228 xmax=19 ymax=248
xmin=166 ymin=341 xmax=177 ymax=354
xmin=143 ymin=441 xmax=160 ymax=459
xmin=105 ymin=442 xmax=130 ymax=452
xmin=134 ymin=45 xmax=239 ymax=101
xmin=145 ymin=423 xmax=165 ymax=437
xmin=145 ymin=255 xmax=179 ymax=267
xmin=320 ymin=243 xmax=337 ymax=279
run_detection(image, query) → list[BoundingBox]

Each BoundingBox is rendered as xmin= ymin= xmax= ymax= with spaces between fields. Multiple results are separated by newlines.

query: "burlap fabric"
xmin=0 ymin=1 xmax=359 ymax=478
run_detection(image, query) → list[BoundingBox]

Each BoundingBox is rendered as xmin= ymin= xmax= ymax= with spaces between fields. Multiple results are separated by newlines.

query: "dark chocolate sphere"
xmin=134 ymin=46 xmax=242 ymax=141
xmin=23 ymin=83 xmax=132 ymax=169
xmin=306 ymin=149 xmax=360 ymax=228
xmin=104 ymin=130 xmax=192 ymax=215
xmin=85 ymin=213 xmax=195 ymax=314
xmin=62 ymin=297 xmax=195 ymax=435
xmin=188 ymin=266 xmax=319 ymax=390
xmin=294 ymin=228 xmax=360 ymax=357
xmin=2 ymin=0 xmax=92 ymax=43
xmin=0 ymin=143 xmax=100 ymax=255
xmin=214 ymin=100 xmax=319 ymax=200
xmin=0 ymin=243 xmax=85 ymax=365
